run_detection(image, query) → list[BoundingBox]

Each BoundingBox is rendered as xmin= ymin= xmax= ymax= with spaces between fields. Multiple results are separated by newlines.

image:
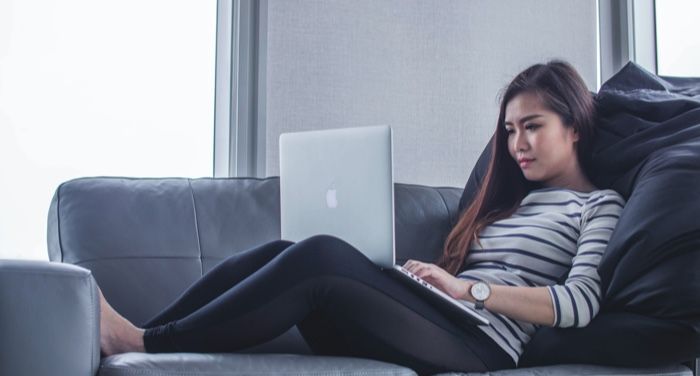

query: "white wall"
xmin=264 ymin=0 xmax=598 ymax=187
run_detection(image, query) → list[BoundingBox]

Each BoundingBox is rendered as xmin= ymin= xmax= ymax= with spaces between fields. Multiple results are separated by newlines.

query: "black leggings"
xmin=141 ymin=235 xmax=514 ymax=374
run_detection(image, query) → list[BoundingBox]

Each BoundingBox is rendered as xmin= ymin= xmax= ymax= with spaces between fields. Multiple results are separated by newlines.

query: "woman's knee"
xmin=220 ymin=239 xmax=294 ymax=266
xmin=270 ymin=239 xmax=295 ymax=250
xmin=298 ymin=234 xmax=355 ymax=254
xmin=283 ymin=234 xmax=361 ymax=268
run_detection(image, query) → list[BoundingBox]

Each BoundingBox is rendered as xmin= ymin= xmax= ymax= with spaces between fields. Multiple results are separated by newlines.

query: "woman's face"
xmin=504 ymin=92 xmax=580 ymax=188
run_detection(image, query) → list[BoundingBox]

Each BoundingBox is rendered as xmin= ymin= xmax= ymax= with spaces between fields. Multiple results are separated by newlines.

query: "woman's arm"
xmin=403 ymin=260 xmax=555 ymax=326
xmin=467 ymin=282 xmax=554 ymax=326
xmin=406 ymin=191 xmax=626 ymax=328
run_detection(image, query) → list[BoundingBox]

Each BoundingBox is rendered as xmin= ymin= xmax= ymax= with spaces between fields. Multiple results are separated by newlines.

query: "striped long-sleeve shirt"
xmin=456 ymin=187 xmax=626 ymax=364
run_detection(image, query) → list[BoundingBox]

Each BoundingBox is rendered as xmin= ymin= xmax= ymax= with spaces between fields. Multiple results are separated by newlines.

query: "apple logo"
xmin=326 ymin=188 xmax=338 ymax=208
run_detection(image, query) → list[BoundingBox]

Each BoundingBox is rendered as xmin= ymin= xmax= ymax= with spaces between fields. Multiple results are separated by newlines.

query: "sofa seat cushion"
xmin=435 ymin=363 xmax=692 ymax=376
xmin=98 ymin=353 xmax=417 ymax=376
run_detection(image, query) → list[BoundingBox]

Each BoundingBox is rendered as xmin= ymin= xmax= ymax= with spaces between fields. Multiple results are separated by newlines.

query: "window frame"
xmin=598 ymin=0 xmax=657 ymax=86
xmin=213 ymin=0 xmax=267 ymax=178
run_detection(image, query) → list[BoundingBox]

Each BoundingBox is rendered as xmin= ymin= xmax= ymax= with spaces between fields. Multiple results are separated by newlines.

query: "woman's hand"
xmin=403 ymin=259 xmax=471 ymax=300
xmin=403 ymin=261 xmax=557 ymax=326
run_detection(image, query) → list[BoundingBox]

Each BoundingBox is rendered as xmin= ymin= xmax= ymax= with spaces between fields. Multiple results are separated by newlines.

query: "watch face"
xmin=471 ymin=282 xmax=491 ymax=301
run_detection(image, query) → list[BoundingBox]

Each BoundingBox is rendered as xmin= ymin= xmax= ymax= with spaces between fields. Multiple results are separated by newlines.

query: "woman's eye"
xmin=525 ymin=124 xmax=539 ymax=131
xmin=505 ymin=129 xmax=514 ymax=135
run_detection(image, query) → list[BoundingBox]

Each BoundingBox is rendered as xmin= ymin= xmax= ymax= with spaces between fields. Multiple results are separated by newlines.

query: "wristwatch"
xmin=470 ymin=282 xmax=491 ymax=310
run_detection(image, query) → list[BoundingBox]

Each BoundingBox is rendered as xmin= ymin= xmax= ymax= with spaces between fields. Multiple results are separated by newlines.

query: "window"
xmin=0 ymin=0 xmax=217 ymax=260
xmin=655 ymin=0 xmax=700 ymax=76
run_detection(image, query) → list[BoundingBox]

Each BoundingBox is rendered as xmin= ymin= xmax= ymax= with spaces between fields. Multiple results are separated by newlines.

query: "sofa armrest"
xmin=0 ymin=260 xmax=100 ymax=376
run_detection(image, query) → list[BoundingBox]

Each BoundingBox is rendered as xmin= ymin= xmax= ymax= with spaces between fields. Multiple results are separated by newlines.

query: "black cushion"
xmin=459 ymin=62 xmax=700 ymax=367
xmin=519 ymin=312 xmax=700 ymax=368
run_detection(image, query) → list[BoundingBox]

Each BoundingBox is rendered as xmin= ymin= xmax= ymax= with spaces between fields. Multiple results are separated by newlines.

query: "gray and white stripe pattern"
xmin=457 ymin=187 xmax=626 ymax=363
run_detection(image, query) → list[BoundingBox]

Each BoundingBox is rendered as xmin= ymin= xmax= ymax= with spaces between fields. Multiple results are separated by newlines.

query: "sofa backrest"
xmin=47 ymin=177 xmax=462 ymax=325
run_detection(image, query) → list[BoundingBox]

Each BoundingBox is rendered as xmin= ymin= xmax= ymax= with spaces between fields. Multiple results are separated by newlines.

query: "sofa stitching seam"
xmin=89 ymin=274 xmax=97 ymax=373
xmin=435 ymin=188 xmax=454 ymax=228
xmin=188 ymin=178 xmax=204 ymax=277
xmin=71 ymin=256 xmax=204 ymax=266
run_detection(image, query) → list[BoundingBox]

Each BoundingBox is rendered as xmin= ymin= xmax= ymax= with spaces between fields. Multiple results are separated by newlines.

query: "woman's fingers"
xmin=403 ymin=259 xmax=422 ymax=272
xmin=402 ymin=261 xmax=457 ymax=296
xmin=405 ymin=262 xmax=444 ymax=289
xmin=404 ymin=260 xmax=445 ymax=282
xmin=413 ymin=263 xmax=435 ymax=279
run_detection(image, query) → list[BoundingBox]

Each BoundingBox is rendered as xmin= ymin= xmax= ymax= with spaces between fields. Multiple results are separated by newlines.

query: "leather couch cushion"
xmin=98 ymin=353 xmax=416 ymax=376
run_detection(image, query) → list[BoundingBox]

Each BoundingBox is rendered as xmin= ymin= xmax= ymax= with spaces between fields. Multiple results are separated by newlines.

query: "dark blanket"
xmin=460 ymin=62 xmax=700 ymax=367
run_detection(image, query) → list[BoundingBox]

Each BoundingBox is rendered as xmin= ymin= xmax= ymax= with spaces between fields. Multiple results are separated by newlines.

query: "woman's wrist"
xmin=460 ymin=280 xmax=475 ymax=301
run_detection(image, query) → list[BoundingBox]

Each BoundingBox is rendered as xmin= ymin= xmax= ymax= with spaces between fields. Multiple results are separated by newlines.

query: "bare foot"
xmin=99 ymin=288 xmax=146 ymax=357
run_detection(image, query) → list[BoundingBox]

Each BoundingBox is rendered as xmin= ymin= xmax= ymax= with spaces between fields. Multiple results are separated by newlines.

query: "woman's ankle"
xmin=131 ymin=327 xmax=146 ymax=352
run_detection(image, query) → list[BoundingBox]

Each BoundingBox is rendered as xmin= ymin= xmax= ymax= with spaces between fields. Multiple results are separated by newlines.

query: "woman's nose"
xmin=513 ymin=131 xmax=529 ymax=152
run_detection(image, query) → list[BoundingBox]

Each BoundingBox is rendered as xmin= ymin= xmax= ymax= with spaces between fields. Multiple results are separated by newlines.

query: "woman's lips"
xmin=519 ymin=159 xmax=535 ymax=168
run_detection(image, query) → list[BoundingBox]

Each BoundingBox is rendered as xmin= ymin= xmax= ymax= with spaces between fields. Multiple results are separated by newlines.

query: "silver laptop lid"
xmin=279 ymin=125 xmax=395 ymax=268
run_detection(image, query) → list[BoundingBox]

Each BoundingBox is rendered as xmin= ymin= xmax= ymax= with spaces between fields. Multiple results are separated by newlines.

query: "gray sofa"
xmin=0 ymin=176 xmax=695 ymax=376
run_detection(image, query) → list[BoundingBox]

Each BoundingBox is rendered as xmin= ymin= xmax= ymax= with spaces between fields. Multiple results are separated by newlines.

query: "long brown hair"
xmin=437 ymin=60 xmax=597 ymax=275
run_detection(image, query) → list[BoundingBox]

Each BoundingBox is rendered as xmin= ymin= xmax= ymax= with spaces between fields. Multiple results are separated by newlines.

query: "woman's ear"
xmin=571 ymin=127 xmax=580 ymax=142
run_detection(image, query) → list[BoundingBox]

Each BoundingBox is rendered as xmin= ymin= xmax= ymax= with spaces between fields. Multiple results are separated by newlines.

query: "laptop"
xmin=279 ymin=125 xmax=489 ymax=326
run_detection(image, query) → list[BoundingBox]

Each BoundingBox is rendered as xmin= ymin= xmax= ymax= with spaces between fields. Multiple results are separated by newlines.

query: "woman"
xmin=100 ymin=60 xmax=626 ymax=374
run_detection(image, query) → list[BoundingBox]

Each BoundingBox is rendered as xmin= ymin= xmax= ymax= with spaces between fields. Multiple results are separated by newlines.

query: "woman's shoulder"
xmin=586 ymin=188 xmax=627 ymax=206
xmin=579 ymin=189 xmax=627 ymax=224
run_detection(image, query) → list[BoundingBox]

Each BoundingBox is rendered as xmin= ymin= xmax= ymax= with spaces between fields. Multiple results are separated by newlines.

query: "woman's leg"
xmin=142 ymin=240 xmax=294 ymax=327
xmin=141 ymin=235 xmax=514 ymax=374
xmin=100 ymin=240 xmax=296 ymax=356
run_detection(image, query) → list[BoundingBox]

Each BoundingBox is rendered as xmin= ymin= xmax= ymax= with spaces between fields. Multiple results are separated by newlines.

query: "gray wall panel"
xmin=265 ymin=0 xmax=597 ymax=187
